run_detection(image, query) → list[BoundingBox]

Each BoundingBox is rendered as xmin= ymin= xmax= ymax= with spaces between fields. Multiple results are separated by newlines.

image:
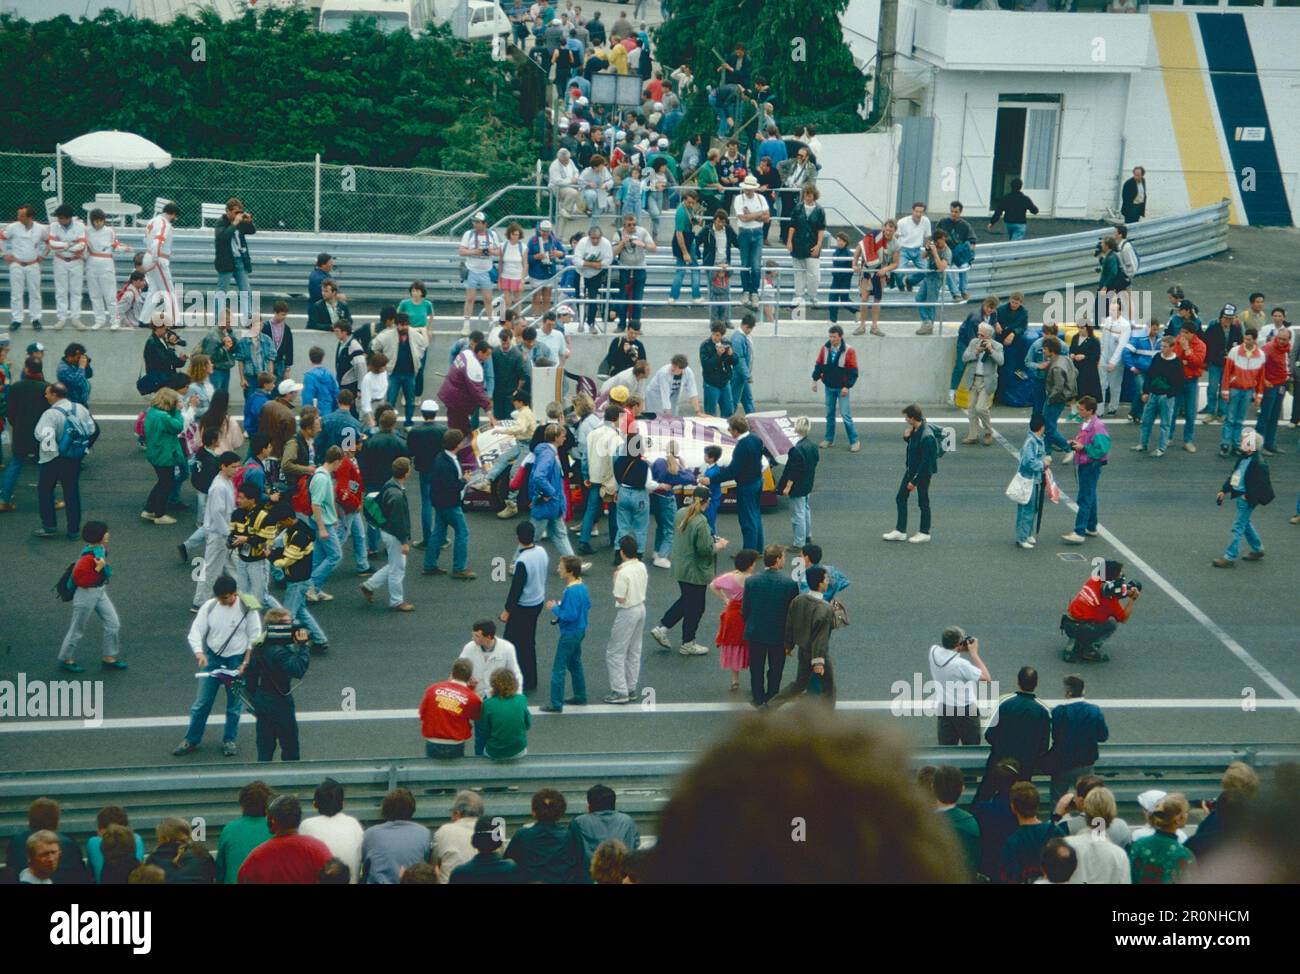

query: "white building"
xmin=835 ymin=0 xmax=1299 ymax=226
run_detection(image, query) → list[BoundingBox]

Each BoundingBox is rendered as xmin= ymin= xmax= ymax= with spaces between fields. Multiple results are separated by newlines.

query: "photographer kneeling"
xmin=1061 ymin=560 xmax=1141 ymax=663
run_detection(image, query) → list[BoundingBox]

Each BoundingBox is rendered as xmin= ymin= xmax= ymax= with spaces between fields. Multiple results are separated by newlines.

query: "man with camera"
xmin=1062 ymin=559 xmax=1140 ymax=663
xmin=214 ymin=198 xmax=256 ymax=326
xmin=243 ymin=608 xmax=311 ymax=762
xmin=927 ymin=626 xmax=991 ymax=746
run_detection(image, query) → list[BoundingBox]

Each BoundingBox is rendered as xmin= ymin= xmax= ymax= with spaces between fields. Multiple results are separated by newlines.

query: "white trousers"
xmin=8 ymin=263 xmax=41 ymax=324
xmin=142 ymin=258 xmax=178 ymax=326
xmin=605 ymin=603 xmax=646 ymax=696
xmin=793 ymin=257 xmax=820 ymax=303
xmin=86 ymin=257 xmax=118 ymax=327
xmin=53 ymin=258 xmax=84 ymax=322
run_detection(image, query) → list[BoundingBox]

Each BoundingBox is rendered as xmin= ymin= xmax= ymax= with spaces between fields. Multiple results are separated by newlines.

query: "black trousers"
xmin=581 ymin=271 xmax=608 ymax=328
xmin=937 ymin=711 xmax=980 ymax=746
xmin=749 ymin=640 xmax=786 ymax=706
xmin=506 ymin=602 xmax=545 ymax=690
xmin=769 ymin=648 xmax=835 ymax=708
xmin=254 ymin=693 xmax=300 ymax=762
xmin=896 ymin=472 xmax=931 ymax=534
xmin=661 ymin=582 xmax=707 ymax=643
xmin=38 ymin=456 xmax=82 ymax=534
xmin=146 ymin=463 xmax=176 ymax=517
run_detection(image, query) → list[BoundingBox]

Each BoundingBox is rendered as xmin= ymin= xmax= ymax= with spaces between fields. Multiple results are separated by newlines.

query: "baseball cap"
xmin=608 ymin=385 xmax=629 ymax=403
xmin=472 ymin=211 xmax=487 ymax=223
xmin=26 ymin=341 xmax=45 ymax=354
xmin=278 ymin=378 xmax=303 ymax=396
xmin=657 ymin=137 xmax=669 ymax=148
xmin=1219 ymin=303 xmax=1237 ymax=318
xmin=539 ymin=219 xmax=553 ymax=231
xmin=556 ymin=305 xmax=574 ymax=316
xmin=1137 ymin=789 xmax=1167 ymax=814
xmin=1178 ymin=299 xmax=1197 ymax=313
xmin=420 ymin=399 xmax=440 ymax=415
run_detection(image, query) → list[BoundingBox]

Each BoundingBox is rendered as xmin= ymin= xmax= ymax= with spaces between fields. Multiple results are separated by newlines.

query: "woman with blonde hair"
xmin=185 ymin=353 xmax=215 ymax=420
xmin=648 ymin=439 xmax=697 ymax=569
xmin=143 ymin=386 xmax=194 ymax=524
xmin=1129 ymin=792 xmax=1194 ymax=884
xmin=709 ymin=547 xmax=760 ymax=690
xmin=144 ymin=816 xmax=215 ymax=884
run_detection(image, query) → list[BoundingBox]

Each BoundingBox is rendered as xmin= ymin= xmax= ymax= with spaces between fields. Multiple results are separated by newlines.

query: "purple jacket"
xmin=437 ymin=350 xmax=491 ymax=416
xmin=1074 ymin=415 xmax=1111 ymax=467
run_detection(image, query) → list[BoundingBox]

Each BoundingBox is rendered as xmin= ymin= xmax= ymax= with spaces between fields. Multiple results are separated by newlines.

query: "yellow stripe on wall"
xmin=1150 ymin=11 xmax=1238 ymax=223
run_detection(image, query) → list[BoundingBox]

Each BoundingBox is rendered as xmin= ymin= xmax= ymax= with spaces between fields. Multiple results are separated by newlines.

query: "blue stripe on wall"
xmin=1197 ymin=12 xmax=1293 ymax=227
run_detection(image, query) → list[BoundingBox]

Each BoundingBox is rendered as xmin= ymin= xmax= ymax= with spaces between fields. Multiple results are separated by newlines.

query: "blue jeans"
xmin=738 ymin=228 xmax=763 ymax=295
xmin=949 ymin=346 xmax=968 ymax=394
xmin=916 ymin=272 xmax=942 ymax=327
xmin=1140 ymin=395 xmax=1175 ymax=452
xmin=364 ymin=530 xmax=406 ymax=605
xmin=1006 ymin=223 xmax=1027 ymax=241
xmin=736 ymin=478 xmax=764 ymax=551
xmin=0 ymin=453 xmax=26 ymax=502
xmin=283 ymin=579 xmax=328 ymax=645
xmin=549 ymin=631 xmax=588 ymax=709
xmin=895 ymin=246 xmax=924 ymax=288
xmin=531 ymin=513 xmax=574 ymax=556
xmin=1074 ymin=461 xmax=1101 ymax=535
xmin=730 ymin=371 xmax=755 ymax=414
xmin=210 ymin=370 xmax=231 ymax=394
xmin=1203 ymin=365 xmax=1224 ymax=416
xmin=427 ymin=505 xmax=469 ymax=572
xmin=704 ymin=382 xmax=734 ymax=418
xmin=386 ymin=373 xmax=417 ymax=426
xmin=617 ymin=486 xmax=649 ymax=554
xmin=184 ymin=652 xmax=246 ymax=746
xmin=1220 ymin=388 xmax=1252 ymax=450
xmin=946 ymin=241 xmax=973 ymax=296
xmin=823 ymin=386 xmax=859 ymax=445
xmin=487 ymin=442 xmax=526 ymax=501
xmin=418 ymin=472 xmax=434 ymax=544
xmin=670 ymin=256 xmax=701 ymax=300
xmin=426 ymin=741 xmax=466 ymax=760
xmin=1225 ymin=498 xmax=1261 ymax=560
xmin=650 ymin=491 xmax=676 ymax=558
xmin=215 ymin=266 xmax=252 ymax=323
xmin=1043 ymin=401 xmax=1071 ymax=452
xmin=1015 ymin=482 xmax=1039 ymax=543
xmin=579 ymin=481 xmax=605 ymax=547
xmin=1175 ymin=380 xmax=1198 ymax=444
xmin=790 ymin=494 xmax=811 ymax=546
xmin=338 ymin=510 xmax=370 ymax=572
xmin=310 ymin=525 xmax=342 ymax=590
xmin=1256 ymin=385 xmax=1284 ymax=449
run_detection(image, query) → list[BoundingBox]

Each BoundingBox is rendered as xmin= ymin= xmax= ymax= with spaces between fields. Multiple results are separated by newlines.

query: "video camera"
xmin=1101 ymin=575 xmax=1142 ymax=600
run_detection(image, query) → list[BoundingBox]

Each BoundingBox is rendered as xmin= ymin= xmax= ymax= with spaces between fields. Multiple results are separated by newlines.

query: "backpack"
xmin=56 ymin=403 xmax=95 ymax=459
xmin=292 ymin=472 xmax=314 ymax=517
xmin=362 ymin=490 xmax=387 ymax=530
xmin=55 ymin=562 xmax=77 ymax=602
xmin=230 ymin=459 xmax=257 ymax=495
xmin=926 ymin=423 xmax=947 ymax=461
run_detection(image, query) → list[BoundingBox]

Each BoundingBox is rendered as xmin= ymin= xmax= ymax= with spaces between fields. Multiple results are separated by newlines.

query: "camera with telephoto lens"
xmin=1102 ymin=576 xmax=1142 ymax=599
xmin=164 ymin=328 xmax=187 ymax=347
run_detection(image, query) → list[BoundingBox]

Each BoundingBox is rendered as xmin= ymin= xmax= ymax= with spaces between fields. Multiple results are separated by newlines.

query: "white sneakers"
xmin=1017 ymin=540 xmax=1035 ymax=550
xmin=678 ymin=642 xmax=709 ymax=656
xmin=1061 ymin=533 xmax=1086 ymax=545
xmin=908 ymin=533 xmax=931 ymax=544
xmin=652 ymin=556 xmax=672 ymax=569
xmin=882 ymin=530 xmax=907 ymax=542
xmin=650 ymin=625 xmax=671 ymax=648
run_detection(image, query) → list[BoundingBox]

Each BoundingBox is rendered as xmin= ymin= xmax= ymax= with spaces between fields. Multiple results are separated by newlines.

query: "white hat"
xmin=657 ymin=137 xmax=669 ymax=148
xmin=654 ymin=101 xmax=663 ymax=111
xmin=473 ymin=211 xmax=487 ymax=222
xmin=616 ymin=129 xmax=626 ymax=141
xmin=577 ymin=96 xmax=589 ymax=106
xmin=539 ymin=219 xmax=553 ymax=230
xmin=556 ymin=304 xmax=575 ymax=316
xmin=278 ymin=379 xmax=303 ymax=396
xmin=420 ymin=399 xmax=439 ymax=415
xmin=1137 ymin=789 xmax=1167 ymax=814
xmin=578 ymin=121 xmax=590 ymax=132
xmin=741 ymin=175 xmax=759 ymax=189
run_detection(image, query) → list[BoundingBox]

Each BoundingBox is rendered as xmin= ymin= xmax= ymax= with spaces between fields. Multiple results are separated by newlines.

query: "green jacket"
xmin=671 ymin=507 xmax=715 ymax=586
xmin=144 ymin=406 xmax=185 ymax=468
xmin=200 ymin=327 xmax=238 ymax=373
xmin=481 ymin=693 xmax=530 ymax=760
xmin=214 ymin=814 xmax=272 ymax=885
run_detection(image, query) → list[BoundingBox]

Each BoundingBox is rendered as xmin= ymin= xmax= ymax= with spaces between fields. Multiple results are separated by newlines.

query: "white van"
xmin=319 ymin=0 xmax=508 ymax=39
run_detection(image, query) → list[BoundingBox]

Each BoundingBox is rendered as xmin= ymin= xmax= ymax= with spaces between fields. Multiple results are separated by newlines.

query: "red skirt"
xmin=716 ymin=597 xmax=746 ymax=647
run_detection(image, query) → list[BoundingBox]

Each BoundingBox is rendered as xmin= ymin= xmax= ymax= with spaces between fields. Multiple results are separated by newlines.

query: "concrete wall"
xmin=815 ymin=131 xmax=900 ymax=228
xmin=64 ymin=329 xmax=956 ymax=408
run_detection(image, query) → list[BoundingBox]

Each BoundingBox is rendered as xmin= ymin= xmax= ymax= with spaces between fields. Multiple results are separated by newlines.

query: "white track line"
xmin=90 ymin=415 xmax=1044 ymax=425
xmin=1 ymin=698 xmax=1296 ymax=732
xmin=987 ymin=426 xmax=1300 ymax=713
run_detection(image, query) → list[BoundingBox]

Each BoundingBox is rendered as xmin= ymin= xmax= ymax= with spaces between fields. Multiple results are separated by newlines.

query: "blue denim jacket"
xmin=1018 ymin=432 xmax=1047 ymax=479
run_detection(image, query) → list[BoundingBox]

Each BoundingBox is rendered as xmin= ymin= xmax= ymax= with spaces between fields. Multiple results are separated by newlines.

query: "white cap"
xmin=473 ymin=211 xmax=487 ymax=222
xmin=278 ymin=379 xmax=303 ymax=396
xmin=556 ymin=305 xmax=574 ymax=316
xmin=1137 ymin=789 xmax=1167 ymax=814
xmin=577 ymin=96 xmax=588 ymax=106
xmin=657 ymin=137 xmax=669 ymax=148
xmin=653 ymin=101 xmax=663 ymax=111
xmin=420 ymin=399 xmax=439 ymax=415
xmin=539 ymin=219 xmax=553 ymax=230
xmin=616 ymin=130 xmax=627 ymax=141
xmin=578 ymin=121 xmax=590 ymax=132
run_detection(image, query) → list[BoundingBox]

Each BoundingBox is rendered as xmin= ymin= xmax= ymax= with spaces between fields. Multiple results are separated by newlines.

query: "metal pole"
xmin=874 ymin=0 xmax=899 ymax=129
xmin=314 ymin=153 xmax=322 ymax=233
xmin=55 ymin=145 xmax=63 ymax=203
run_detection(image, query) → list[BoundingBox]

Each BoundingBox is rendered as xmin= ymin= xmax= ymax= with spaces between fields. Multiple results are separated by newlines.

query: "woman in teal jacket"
xmin=143 ymin=386 xmax=191 ymax=524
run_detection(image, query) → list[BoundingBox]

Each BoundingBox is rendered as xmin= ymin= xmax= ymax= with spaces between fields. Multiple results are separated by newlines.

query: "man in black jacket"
xmin=715 ymin=413 xmax=765 ymax=550
xmin=214 ymin=198 xmax=256 ymax=325
xmin=605 ymin=325 xmax=646 ymax=376
xmin=245 ymin=609 xmax=310 ymax=762
xmin=361 ymin=457 xmax=414 ymax=612
xmin=1120 ymin=166 xmax=1147 ymax=224
xmin=424 ymin=429 xmax=475 ymax=579
xmin=975 ymin=666 xmax=1051 ymax=802
xmin=698 ymin=322 xmax=735 ymax=417
xmin=406 ymin=400 xmax=448 ymax=550
xmin=0 ymin=356 xmax=48 ymax=511
xmin=777 ymin=416 xmax=818 ymax=550
xmin=1212 ymin=429 xmax=1273 ymax=568
xmin=142 ymin=320 xmax=188 ymax=391
xmin=1045 ymin=675 xmax=1110 ymax=802
xmin=741 ymin=544 xmax=798 ymax=706
xmin=884 ymin=403 xmax=939 ymax=544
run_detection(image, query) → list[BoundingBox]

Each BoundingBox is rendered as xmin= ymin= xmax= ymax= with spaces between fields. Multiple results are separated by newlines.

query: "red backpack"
xmin=292 ymin=472 xmax=314 ymax=517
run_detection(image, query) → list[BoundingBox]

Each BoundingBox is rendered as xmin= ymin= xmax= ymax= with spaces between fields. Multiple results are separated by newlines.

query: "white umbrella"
xmin=56 ymin=131 xmax=172 ymax=195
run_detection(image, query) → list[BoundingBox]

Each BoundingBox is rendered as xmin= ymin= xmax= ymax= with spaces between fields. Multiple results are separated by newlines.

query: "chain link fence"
xmin=0 ymin=151 xmax=515 ymax=235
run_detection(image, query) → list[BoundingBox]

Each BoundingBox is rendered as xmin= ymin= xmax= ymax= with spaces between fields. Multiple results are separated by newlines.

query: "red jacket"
xmin=334 ymin=456 xmax=363 ymax=514
xmin=1174 ymin=332 xmax=1206 ymax=379
xmin=1262 ymin=338 xmax=1290 ymax=386
xmin=419 ymin=679 xmax=482 ymax=743
xmin=1221 ymin=344 xmax=1266 ymax=396
xmin=1068 ymin=578 xmax=1130 ymax=624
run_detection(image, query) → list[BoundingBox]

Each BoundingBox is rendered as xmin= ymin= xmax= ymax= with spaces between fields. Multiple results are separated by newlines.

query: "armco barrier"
xmin=54 ymin=329 xmax=956 ymax=406
xmin=7 ymin=202 xmax=1228 ymax=309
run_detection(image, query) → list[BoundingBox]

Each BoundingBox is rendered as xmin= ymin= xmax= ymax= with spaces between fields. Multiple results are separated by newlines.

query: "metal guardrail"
xmin=76 ymin=201 xmax=1229 ymax=310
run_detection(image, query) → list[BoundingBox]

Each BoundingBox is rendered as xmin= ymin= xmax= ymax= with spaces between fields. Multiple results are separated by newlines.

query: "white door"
xmin=1003 ymin=101 xmax=1061 ymax=216
xmin=959 ymin=103 xmax=998 ymax=214
xmin=1054 ymin=105 xmax=1094 ymax=218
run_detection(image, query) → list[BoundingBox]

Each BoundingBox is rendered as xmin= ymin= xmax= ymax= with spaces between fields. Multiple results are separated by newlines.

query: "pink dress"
xmin=713 ymin=572 xmax=749 ymax=671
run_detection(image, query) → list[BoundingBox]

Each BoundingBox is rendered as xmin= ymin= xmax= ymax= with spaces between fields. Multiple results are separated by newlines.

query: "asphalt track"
xmin=1 ymin=401 xmax=1298 ymax=773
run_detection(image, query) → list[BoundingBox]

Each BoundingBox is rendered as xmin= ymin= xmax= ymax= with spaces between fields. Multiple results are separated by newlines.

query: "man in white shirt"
xmin=1060 ymin=786 xmax=1132 ymax=884
xmin=48 ymin=205 xmax=87 ymax=330
xmin=893 ymin=202 xmax=931 ymax=291
xmin=601 ymin=360 xmax=650 ymax=399
xmin=457 ymin=619 xmax=523 ymax=754
xmin=926 ymin=626 xmax=990 ymax=745
xmin=175 ymin=573 xmax=264 ymax=757
xmin=605 ymin=535 xmax=648 ymax=703
xmin=299 ymin=777 xmax=365 ymax=883
xmin=193 ymin=451 xmax=241 ymax=608
xmin=644 ymin=355 xmax=701 ymax=416
xmin=1099 ymin=299 xmax=1132 ymax=416
xmin=458 ymin=212 xmax=500 ymax=336
xmin=548 ymin=148 xmax=582 ymax=213
xmin=142 ymin=202 xmax=180 ymax=328
xmin=733 ymin=176 xmax=770 ymax=306
xmin=432 ymin=790 xmax=482 ymax=884
xmin=573 ymin=226 xmax=614 ymax=333
xmin=536 ymin=313 xmax=570 ymax=366
xmin=579 ymin=405 xmax=624 ymax=554
xmin=4 ymin=204 xmax=49 ymax=330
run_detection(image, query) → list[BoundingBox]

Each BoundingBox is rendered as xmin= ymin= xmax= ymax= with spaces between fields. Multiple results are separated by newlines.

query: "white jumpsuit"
xmin=85 ymin=224 xmax=127 ymax=328
xmin=3 ymin=221 xmax=49 ymax=326
xmin=49 ymin=217 xmax=88 ymax=326
xmin=141 ymin=214 xmax=178 ymax=327
xmin=1100 ymin=314 xmax=1132 ymax=413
